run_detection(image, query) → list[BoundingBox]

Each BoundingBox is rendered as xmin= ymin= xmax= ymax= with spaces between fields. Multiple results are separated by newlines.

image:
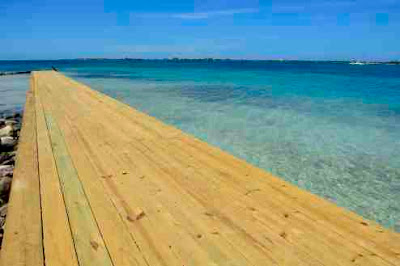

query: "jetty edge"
xmin=0 ymin=67 xmax=58 ymax=76
xmin=1 ymin=71 xmax=399 ymax=265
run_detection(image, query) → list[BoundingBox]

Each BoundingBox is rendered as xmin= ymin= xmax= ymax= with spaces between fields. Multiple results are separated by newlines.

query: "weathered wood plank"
xmin=36 ymin=72 xmax=149 ymax=266
xmin=34 ymin=81 xmax=79 ymax=266
xmin=0 ymin=77 xmax=43 ymax=265
xmin=38 ymin=72 xmax=269 ymax=266
xmin=58 ymin=71 xmax=400 ymax=264
xmin=42 ymin=108 xmax=113 ymax=266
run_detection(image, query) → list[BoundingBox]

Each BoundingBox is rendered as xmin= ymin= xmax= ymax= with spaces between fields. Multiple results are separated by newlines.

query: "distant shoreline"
xmin=0 ymin=58 xmax=399 ymax=65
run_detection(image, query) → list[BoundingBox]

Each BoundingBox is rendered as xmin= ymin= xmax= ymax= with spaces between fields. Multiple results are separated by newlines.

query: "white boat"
xmin=349 ymin=61 xmax=366 ymax=65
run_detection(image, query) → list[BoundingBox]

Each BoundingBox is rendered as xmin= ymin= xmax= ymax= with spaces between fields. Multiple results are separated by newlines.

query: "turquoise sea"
xmin=1 ymin=60 xmax=400 ymax=231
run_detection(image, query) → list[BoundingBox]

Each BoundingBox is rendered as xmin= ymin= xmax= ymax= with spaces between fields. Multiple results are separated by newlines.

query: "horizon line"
xmin=0 ymin=57 xmax=399 ymax=63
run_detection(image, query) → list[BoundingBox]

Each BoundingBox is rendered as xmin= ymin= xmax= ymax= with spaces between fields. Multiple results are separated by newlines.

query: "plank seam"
xmin=44 ymin=80 xmax=151 ymax=266
xmin=60 ymin=114 xmax=152 ymax=266
xmin=32 ymin=74 xmax=47 ymax=266
xmin=41 ymin=107 xmax=114 ymax=266
xmin=97 ymin=176 xmax=151 ymax=266
xmin=38 ymin=99 xmax=82 ymax=266
xmin=35 ymin=93 xmax=80 ymax=265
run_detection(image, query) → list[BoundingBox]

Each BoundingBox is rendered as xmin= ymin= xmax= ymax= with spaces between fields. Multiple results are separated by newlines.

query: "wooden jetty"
xmin=1 ymin=71 xmax=399 ymax=265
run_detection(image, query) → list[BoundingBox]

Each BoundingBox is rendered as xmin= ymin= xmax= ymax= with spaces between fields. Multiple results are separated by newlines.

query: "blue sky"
xmin=0 ymin=0 xmax=399 ymax=60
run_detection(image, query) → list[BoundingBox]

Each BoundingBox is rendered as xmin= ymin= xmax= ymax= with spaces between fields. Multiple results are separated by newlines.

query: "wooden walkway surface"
xmin=1 ymin=71 xmax=399 ymax=265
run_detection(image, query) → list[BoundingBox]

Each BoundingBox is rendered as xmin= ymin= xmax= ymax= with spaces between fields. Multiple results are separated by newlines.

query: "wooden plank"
xmin=37 ymin=72 xmax=275 ymax=266
xmin=53 ymin=105 xmax=384 ymax=265
xmin=57 ymin=71 xmax=400 ymax=263
xmin=41 ymin=107 xmax=113 ymax=266
xmin=35 ymin=72 xmax=150 ymax=266
xmin=34 ymin=82 xmax=79 ymax=266
xmin=57 ymin=114 xmax=309 ymax=265
xmin=38 ymin=71 xmax=400 ymax=265
xmin=0 ymin=77 xmax=44 ymax=265
xmin=38 ymin=71 xmax=284 ymax=265
xmin=37 ymin=73 xmax=193 ymax=266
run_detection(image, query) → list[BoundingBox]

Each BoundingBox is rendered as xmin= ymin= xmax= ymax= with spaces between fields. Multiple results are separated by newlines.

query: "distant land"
xmin=59 ymin=58 xmax=400 ymax=64
xmin=1 ymin=58 xmax=399 ymax=65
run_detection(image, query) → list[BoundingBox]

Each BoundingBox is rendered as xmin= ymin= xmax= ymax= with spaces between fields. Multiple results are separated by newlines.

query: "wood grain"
xmin=0 ymin=76 xmax=43 ymax=265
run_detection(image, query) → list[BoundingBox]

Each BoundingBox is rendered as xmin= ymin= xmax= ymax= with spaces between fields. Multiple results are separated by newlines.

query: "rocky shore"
xmin=0 ymin=112 xmax=22 ymax=248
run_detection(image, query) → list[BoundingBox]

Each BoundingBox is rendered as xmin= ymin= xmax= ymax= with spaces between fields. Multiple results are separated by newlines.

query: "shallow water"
xmin=1 ymin=60 xmax=399 ymax=231
xmin=0 ymin=74 xmax=30 ymax=116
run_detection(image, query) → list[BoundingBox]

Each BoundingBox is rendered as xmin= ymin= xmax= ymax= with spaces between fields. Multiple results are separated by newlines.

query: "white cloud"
xmin=107 ymin=38 xmax=247 ymax=57
xmin=132 ymin=8 xmax=259 ymax=20
xmin=173 ymin=8 xmax=259 ymax=19
xmin=112 ymin=44 xmax=197 ymax=53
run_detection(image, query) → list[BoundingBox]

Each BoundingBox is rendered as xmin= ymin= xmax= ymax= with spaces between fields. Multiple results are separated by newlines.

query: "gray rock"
xmin=11 ymin=130 xmax=20 ymax=139
xmin=0 ymin=204 xmax=7 ymax=231
xmin=0 ymin=152 xmax=15 ymax=165
xmin=0 ymin=137 xmax=17 ymax=149
xmin=0 ymin=218 xmax=5 ymax=229
xmin=0 ymin=152 xmax=17 ymax=164
xmin=0 ymin=125 xmax=13 ymax=137
xmin=0 ymin=204 xmax=7 ymax=218
xmin=0 ymin=176 xmax=12 ymax=199
xmin=5 ymin=120 xmax=17 ymax=126
xmin=1 ymin=158 xmax=14 ymax=166
xmin=0 ymin=154 xmax=10 ymax=165
xmin=0 ymin=165 xmax=13 ymax=177
xmin=0 ymin=219 xmax=5 ymax=232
